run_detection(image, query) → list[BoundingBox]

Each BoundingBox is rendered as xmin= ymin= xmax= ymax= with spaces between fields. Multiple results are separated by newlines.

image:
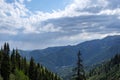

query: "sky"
xmin=0 ymin=0 xmax=120 ymax=50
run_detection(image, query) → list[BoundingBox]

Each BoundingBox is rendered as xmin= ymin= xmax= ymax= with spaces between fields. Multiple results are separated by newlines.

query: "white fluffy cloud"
xmin=0 ymin=0 xmax=63 ymax=35
xmin=19 ymin=0 xmax=24 ymax=3
xmin=0 ymin=0 xmax=120 ymax=49
xmin=98 ymin=8 xmax=120 ymax=15
xmin=0 ymin=0 xmax=120 ymax=35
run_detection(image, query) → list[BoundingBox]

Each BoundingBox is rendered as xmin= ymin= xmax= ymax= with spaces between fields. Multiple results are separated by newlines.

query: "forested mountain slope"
xmin=87 ymin=54 xmax=120 ymax=80
xmin=0 ymin=43 xmax=62 ymax=80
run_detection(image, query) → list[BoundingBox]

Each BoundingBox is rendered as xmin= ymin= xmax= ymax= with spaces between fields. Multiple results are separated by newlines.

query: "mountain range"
xmin=19 ymin=35 xmax=120 ymax=78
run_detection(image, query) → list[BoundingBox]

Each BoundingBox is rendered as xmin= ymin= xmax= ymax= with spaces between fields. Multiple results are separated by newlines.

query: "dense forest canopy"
xmin=0 ymin=43 xmax=62 ymax=80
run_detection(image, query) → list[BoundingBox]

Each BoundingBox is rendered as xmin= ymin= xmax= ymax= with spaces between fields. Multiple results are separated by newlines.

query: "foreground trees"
xmin=1 ymin=43 xmax=10 ymax=80
xmin=0 ymin=43 xmax=62 ymax=80
xmin=29 ymin=57 xmax=36 ymax=80
xmin=72 ymin=51 xmax=86 ymax=80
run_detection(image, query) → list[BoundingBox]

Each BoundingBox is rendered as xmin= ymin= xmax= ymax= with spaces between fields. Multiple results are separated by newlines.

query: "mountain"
xmin=19 ymin=35 xmax=120 ymax=77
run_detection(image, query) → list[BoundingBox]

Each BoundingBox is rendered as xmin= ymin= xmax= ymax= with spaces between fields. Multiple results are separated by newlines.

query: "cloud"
xmin=23 ymin=23 xmax=62 ymax=34
xmin=0 ymin=0 xmax=120 ymax=49
xmin=98 ymin=8 xmax=120 ymax=15
xmin=19 ymin=0 xmax=24 ymax=3
xmin=0 ymin=0 xmax=63 ymax=35
xmin=0 ymin=29 xmax=17 ymax=35
xmin=1 ymin=0 xmax=120 ymax=35
xmin=38 ymin=23 xmax=62 ymax=33
xmin=2 ymin=31 xmax=119 ymax=50
xmin=27 ymin=0 xmax=31 ymax=2
xmin=56 ymin=32 xmax=120 ymax=43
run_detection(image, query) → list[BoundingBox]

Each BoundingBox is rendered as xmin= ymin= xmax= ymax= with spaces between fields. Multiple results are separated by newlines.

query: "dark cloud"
xmin=44 ymin=15 xmax=120 ymax=34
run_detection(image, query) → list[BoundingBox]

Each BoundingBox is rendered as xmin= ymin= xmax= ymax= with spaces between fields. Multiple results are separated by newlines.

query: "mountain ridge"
xmin=19 ymin=35 xmax=120 ymax=73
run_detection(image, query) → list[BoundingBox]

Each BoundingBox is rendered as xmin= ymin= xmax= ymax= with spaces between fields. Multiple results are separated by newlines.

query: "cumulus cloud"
xmin=0 ymin=0 xmax=63 ymax=35
xmin=0 ymin=0 xmax=120 ymax=35
xmin=0 ymin=0 xmax=120 ymax=49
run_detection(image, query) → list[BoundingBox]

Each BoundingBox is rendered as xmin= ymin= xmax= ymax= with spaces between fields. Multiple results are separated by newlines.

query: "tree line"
xmin=0 ymin=43 xmax=87 ymax=80
xmin=0 ymin=43 xmax=62 ymax=80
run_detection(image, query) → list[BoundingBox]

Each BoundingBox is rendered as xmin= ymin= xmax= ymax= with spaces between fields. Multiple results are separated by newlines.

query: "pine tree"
xmin=72 ymin=51 xmax=86 ymax=80
xmin=35 ymin=63 xmax=41 ymax=80
xmin=23 ymin=57 xmax=28 ymax=75
xmin=6 ymin=43 xmax=10 ymax=54
xmin=29 ymin=57 xmax=36 ymax=80
xmin=1 ymin=43 xmax=10 ymax=80
xmin=11 ymin=49 xmax=16 ymax=72
xmin=0 ymin=50 xmax=2 ymax=73
xmin=15 ymin=49 xmax=21 ymax=70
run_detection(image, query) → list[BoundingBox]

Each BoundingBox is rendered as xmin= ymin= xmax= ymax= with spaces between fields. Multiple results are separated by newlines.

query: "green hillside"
xmin=87 ymin=54 xmax=120 ymax=80
xmin=0 ymin=43 xmax=62 ymax=80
